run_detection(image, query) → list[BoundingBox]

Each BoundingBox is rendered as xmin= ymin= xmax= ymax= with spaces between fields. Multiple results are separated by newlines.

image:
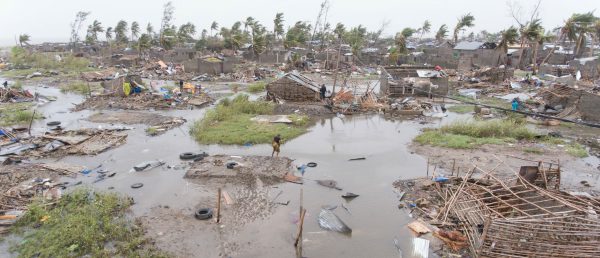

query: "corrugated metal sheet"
xmin=416 ymin=70 xmax=440 ymax=78
xmin=284 ymin=71 xmax=320 ymax=92
xmin=454 ymin=41 xmax=485 ymax=50
xmin=411 ymin=237 xmax=429 ymax=258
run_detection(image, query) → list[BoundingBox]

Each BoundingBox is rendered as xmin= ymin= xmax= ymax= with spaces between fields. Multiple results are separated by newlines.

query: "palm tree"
xmin=146 ymin=23 xmax=154 ymax=35
xmin=498 ymin=26 xmax=519 ymax=53
xmin=453 ymin=13 xmax=475 ymax=44
xmin=105 ymin=27 xmax=113 ymax=42
xmin=419 ymin=20 xmax=431 ymax=42
xmin=274 ymin=13 xmax=284 ymax=40
xmin=395 ymin=32 xmax=408 ymax=54
xmin=90 ymin=20 xmax=104 ymax=42
xmin=210 ymin=21 xmax=219 ymax=37
xmin=516 ymin=19 xmax=542 ymax=69
xmin=115 ymin=20 xmax=128 ymax=44
xmin=541 ymin=15 xmax=578 ymax=66
xmin=18 ymin=34 xmax=30 ymax=47
xmin=591 ymin=20 xmax=600 ymax=57
xmin=244 ymin=17 xmax=255 ymax=32
xmin=333 ymin=23 xmax=345 ymax=39
xmin=532 ymin=31 xmax=555 ymax=74
xmin=435 ymin=25 xmax=448 ymax=44
xmin=131 ymin=21 xmax=140 ymax=42
xmin=572 ymin=12 xmax=597 ymax=57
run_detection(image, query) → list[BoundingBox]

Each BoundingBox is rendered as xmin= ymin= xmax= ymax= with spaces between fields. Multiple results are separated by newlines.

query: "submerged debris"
xmin=318 ymin=209 xmax=352 ymax=234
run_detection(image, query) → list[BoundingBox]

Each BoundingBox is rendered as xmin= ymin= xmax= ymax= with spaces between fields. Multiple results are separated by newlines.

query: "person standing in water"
xmin=272 ymin=134 xmax=281 ymax=157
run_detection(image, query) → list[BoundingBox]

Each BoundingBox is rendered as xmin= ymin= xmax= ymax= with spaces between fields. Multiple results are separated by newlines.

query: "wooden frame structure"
xmin=438 ymin=162 xmax=600 ymax=257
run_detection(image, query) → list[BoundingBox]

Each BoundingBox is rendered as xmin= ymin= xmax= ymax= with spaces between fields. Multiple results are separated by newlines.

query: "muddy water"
xmin=1 ymin=82 xmax=470 ymax=257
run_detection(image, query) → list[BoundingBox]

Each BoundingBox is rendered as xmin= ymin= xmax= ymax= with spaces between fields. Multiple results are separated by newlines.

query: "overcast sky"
xmin=1 ymin=0 xmax=599 ymax=46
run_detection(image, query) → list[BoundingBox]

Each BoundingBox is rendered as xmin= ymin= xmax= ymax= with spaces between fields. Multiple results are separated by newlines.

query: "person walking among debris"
xmin=320 ymin=84 xmax=327 ymax=100
xmin=272 ymin=134 xmax=281 ymax=157
xmin=511 ymin=98 xmax=519 ymax=111
xmin=179 ymin=80 xmax=184 ymax=94
xmin=2 ymin=81 xmax=7 ymax=88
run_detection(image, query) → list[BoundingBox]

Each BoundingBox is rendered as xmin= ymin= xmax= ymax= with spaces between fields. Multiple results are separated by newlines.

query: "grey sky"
xmin=1 ymin=0 xmax=599 ymax=46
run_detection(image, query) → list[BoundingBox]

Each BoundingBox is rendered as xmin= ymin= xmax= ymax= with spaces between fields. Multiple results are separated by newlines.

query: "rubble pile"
xmin=394 ymin=160 xmax=600 ymax=257
xmin=0 ymin=128 xmax=128 ymax=158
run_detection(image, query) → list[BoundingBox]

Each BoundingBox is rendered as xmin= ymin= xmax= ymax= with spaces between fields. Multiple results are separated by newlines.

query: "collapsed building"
xmin=441 ymin=163 xmax=600 ymax=257
xmin=379 ymin=66 xmax=449 ymax=98
xmin=538 ymin=84 xmax=600 ymax=123
xmin=453 ymin=41 xmax=505 ymax=71
xmin=266 ymin=72 xmax=320 ymax=102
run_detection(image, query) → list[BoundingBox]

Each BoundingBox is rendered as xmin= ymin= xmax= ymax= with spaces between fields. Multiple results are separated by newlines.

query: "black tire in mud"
xmin=195 ymin=208 xmax=213 ymax=220
xmin=46 ymin=121 xmax=61 ymax=126
xmin=307 ymin=162 xmax=317 ymax=167
xmin=180 ymin=152 xmax=199 ymax=160
xmin=131 ymin=183 xmax=144 ymax=189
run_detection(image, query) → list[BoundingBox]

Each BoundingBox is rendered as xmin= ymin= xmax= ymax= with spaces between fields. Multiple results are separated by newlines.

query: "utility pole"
xmin=331 ymin=37 xmax=342 ymax=97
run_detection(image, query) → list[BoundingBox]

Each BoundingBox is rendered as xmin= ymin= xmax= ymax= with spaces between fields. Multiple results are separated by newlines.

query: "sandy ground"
xmin=410 ymin=141 xmax=600 ymax=194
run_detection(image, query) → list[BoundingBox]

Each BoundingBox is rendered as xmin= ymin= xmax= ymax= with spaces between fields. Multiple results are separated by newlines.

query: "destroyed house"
xmin=380 ymin=66 xmax=449 ymax=97
xmin=266 ymin=72 xmax=320 ymax=102
xmin=442 ymin=165 xmax=600 ymax=258
xmin=454 ymin=41 xmax=504 ymax=70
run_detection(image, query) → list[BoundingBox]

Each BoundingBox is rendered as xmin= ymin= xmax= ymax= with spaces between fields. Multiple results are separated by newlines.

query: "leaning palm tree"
xmin=244 ymin=17 xmax=255 ymax=32
xmin=18 ymin=34 xmax=30 ymax=47
xmin=531 ymin=31 xmax=555 ymax=74
xmin=210 ymin=21 xmax=219 ymax=37
xmin=419 ymin=20 xmax=431 ymax=42
xmin=435 ymin=24 xmax=448 ymax=44
xmin=274 ymin=13 xmax=284 ymax=40
xmin=591 ymin=20 xmax=600 ymax=57
xmin=131 ymin=21 xmax=140 ymax=42
xmin=498 ymin=26 xmax=519 ymax=53
xmin=453 ymin=13 xmax=475 ymax=44
xmin=105 ymin=27 xmax=113 ymax=42
xmin=516 ymin=19 xmax=542 ymax=69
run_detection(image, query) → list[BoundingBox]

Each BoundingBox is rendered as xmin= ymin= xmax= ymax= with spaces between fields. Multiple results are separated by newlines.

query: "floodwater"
xmin=0 ymin=81 xmax=472 ymax=257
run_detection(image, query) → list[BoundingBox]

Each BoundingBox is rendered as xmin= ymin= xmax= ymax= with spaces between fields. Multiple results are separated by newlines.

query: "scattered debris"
xmin=318 ymin=209 xmax=352 ymax=234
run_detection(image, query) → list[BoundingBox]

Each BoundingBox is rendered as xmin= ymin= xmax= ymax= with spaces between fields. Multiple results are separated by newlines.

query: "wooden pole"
xmin=451 ymin=159 xmax=456 ymax=176
xmin=294 ymin=208 xmax=307 ymax=247
xmin=331 ymin=37 xmax=342 ymax=97
xmin=426 ymin=158 xmax=430 ymax=177
xmin=87 ymin=82 xmax=91 ymax=98
xmin=216 ymin=188 xmax=222 ymax=223
xmin=28 ymin=109 xmax=36 ymax=136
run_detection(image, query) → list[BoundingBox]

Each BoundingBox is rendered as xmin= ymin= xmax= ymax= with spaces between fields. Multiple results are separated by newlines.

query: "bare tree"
xmin=160 ymin=1 xmax=175 ymax=47
xmin=507 ymin=0 xmax=542 ymax=68
xmin=70 ymin=11 xmax=91 ymax=48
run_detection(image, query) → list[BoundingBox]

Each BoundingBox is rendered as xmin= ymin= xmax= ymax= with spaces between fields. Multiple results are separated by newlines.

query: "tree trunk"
xmin=589 ymin=35 xmax=595 ymax=57
xmin=540 ymin=33 xmax=562 ymax=67
xmin=532 ymin=41 xmax=539 ymax=75
xmin=516 ymin=37 xmax=526 ymax=69
xmin=575 ymin=33 xmax=584 ymax=57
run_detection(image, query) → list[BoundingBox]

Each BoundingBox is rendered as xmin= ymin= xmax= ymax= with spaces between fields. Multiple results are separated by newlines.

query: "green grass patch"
xmin=566 ymin=143 xmax=588 ymax=158
xmin=523 ymin=147 xmax=544 ymax=154
xmin=415 ymin=130 xmax=509 ymax=149
xmin=12 ymin=80 xmax=23 ymax=90
xmin=247 ymin=81 xmax=267 ymax=93
xmin=0 ymin=103 xmax=41 ymax=126
xmin=60 ymin=81 xmax=100 ymax=95
xmin=414 ymin=119 xmax=536 ymax=149
xmin=11 ymin=188 xmax=168 ymax=257
xmin=146 ymin=127 xmax=158 ymax=136
xmin=439 ymin=119 xmax=536 ymax=140
xmin=190 ymin=94 xmax=308 ymax=145
xmin=447 ymin=105 xmax=473 ymax=114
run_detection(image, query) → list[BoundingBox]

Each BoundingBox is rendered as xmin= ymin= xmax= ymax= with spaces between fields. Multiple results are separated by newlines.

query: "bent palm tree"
xmin=453 ymin=13 xmax=475 ymax=44
xmin=18 ymin=34 xmax=30 ymax=47
xmin=435 ymin=25 xmax=448 ymax=44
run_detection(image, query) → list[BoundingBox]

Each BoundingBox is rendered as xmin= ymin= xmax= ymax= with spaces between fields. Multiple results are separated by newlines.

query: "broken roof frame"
xmin=436 ymin=159 xmax=600 ymax=257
